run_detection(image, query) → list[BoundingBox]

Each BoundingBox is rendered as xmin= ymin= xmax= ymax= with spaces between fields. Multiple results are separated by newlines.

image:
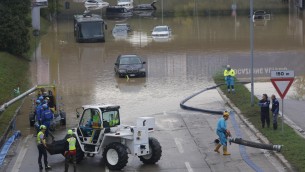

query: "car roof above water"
xmin=119 ymin=54 xmax=140 ymax=58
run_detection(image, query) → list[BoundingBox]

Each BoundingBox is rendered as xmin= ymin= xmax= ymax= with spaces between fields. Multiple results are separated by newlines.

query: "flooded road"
xmin=10 ymin=0 xmax=305 ymax=171
xmin=37 ymin=0 xmax=305 ymax=122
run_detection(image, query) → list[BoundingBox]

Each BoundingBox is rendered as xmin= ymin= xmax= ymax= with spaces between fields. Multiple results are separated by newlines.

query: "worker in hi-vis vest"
xmin=223 ymin=65 xmax=236 ymax=93
xmin=65 ymin=129 xmax=77 ymax=172
xmin=37 ymin=125 xmax=52 ymax=170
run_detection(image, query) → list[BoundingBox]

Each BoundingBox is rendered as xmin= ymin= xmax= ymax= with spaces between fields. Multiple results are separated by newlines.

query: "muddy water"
xmin=16 ymin=1 xmax=305 ymax=135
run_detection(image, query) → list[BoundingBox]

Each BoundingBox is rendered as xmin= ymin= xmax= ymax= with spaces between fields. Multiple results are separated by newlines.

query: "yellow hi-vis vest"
xmin=224 ymin=69 xmax=235 ymax=77
xmin=92 ymin=114 xmax=100 ymax=128
xmin=109 ymin=119 xmax=119 ymax=127
xmin=67 ymin=137 xmax=76 ymax=151
xmin=37 ymin=131 xmax=44 ymax=145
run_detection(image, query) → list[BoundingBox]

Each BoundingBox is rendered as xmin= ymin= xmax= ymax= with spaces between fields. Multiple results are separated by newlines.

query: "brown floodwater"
xmin=16 ymin=0 xmax=305 ymax=136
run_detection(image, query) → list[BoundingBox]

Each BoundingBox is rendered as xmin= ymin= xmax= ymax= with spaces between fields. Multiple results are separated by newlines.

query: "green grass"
xmin=213 ymin=72 xmax=305 ymax=172
xmin=0 ymin=52 xmax=29 ymax=138
xmin=0 ymin=17 xmax=50 ymax=139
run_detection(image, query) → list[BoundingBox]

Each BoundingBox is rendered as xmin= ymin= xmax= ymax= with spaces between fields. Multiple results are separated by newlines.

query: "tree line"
xmin=0 ymin=0 xmax=31 ymax=57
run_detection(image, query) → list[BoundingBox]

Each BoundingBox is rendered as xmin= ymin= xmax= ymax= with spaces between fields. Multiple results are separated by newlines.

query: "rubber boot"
xmin=214 ymin=144 xmax=221 ymax=153
xmin=223 ymin=146 xmax=231 ymax=155
xmin=45 ymin=165 xmax=51 ymax=170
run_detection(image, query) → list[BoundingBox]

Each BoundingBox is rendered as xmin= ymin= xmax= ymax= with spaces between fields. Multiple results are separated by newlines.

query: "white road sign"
xmin=271 ymin=70 xmax=294 ymax=78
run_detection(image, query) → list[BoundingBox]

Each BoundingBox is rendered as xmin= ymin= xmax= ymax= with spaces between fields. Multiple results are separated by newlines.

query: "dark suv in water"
xmin=114 ymin=55 xmax=146 ymax=77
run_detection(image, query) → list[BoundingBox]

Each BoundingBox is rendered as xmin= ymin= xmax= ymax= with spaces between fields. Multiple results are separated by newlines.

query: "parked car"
xmin=114 ymin=55 xmax=146 ymax=77
xmin=151 ymin=25 xmax=171 ymax=38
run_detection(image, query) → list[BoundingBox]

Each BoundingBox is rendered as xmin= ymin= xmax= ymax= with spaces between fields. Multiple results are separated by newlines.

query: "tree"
xmin=0 ymin=0 xmax=31 ymax=57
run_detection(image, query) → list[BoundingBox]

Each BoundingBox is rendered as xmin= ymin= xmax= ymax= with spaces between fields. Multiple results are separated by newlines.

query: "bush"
xmin=0 ymin=0 xmax=31 ymax=57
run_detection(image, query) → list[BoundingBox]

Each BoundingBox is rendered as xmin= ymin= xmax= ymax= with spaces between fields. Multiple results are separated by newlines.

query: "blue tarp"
xmin=0 ymin=131 xmax=21 ymax=166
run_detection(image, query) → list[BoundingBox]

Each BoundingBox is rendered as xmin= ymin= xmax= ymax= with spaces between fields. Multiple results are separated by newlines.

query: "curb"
xmin=280 ymin=112 xmax=305 ymax=139
xmin=216 ymin=87 xmax=294 ymax=172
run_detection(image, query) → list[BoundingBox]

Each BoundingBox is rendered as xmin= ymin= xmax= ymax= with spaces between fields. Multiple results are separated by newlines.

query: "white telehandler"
xmin=47 ymin=104 xmax=162 ymax=170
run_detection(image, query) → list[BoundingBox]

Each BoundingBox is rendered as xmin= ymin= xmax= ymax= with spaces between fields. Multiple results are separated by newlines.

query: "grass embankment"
xmin=0 ymin=17 xmax=50 ymax=139
xmin=0 ymin=53 xmax=29 ymax=138
xmin=214 ymin=72 xmax=305 ymax=172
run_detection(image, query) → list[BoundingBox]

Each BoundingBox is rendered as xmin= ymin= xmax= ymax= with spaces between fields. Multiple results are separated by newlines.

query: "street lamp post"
xmin=250 ymin=0 xmax=254 ymax=106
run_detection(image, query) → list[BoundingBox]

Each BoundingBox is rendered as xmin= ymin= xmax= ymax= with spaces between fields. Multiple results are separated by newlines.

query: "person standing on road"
xmin=35 ymin=100 xmax=43 ymax=133
xmin=258 ymin=94 xmax=270 ymax=128
xmin=271 ymin=95 xmax=279 ymax=130
xmin=65 ymin=129 xmax=77 ymax=172
xmin=41 ymin=104 xmax=54 ymax=138
xmin=37 ymin=125 xmax=51 ymax=170
xmin=214 ymin=111 xmax=231 ymax=155
xmin=223 ymin=65 xmax=236 ymax=93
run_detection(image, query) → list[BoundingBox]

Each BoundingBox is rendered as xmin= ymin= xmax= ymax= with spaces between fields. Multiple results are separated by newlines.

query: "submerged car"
xmin=112 ymin=23 xmax=131 ymax=37
xmin=117 ymin=0 xmax=134 ymax=10
xmin=84 ymin=0 xmax=109 ymax=7
xmin=105 ymin=6 xmax=133 ymax=19
xmin=114 ymin=55 xmax=146 ymax=77
xmin=151 ymin=25 xmax=171 ymax=38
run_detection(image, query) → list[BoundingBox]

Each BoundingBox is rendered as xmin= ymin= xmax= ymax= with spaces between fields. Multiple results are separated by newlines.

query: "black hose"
xmin=229 ymin=138 xmax=282 ymax=152
xmin=180 ymin=82 xmax=249 ymax=114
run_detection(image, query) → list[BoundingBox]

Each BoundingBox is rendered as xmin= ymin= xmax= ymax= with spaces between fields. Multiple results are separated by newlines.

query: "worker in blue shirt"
xmin=271 ymin=95 xmax=279 ymax=130
xmin=35 ymin=100 xmax=43 ymax=134
xmin=258 ymin=94 xmax=270 ymax=128
xmin=41 ymin=104 xmax=54 ymax=138
xmin=35 ymin=100 xmax=43 ymax=124
xmin=215 ymin=111 xmax=231 ymax=155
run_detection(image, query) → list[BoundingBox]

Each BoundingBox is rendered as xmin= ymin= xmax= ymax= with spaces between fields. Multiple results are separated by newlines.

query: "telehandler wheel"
xmin=103 ymin=142 xmax=128 ymax=170
xmin=139 ymin=137 xmax=162 ymax=164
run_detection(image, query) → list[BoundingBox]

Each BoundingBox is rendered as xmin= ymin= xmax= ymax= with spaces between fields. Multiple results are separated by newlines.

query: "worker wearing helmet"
xmin=65 ymin=129 xmax=77 ymax=172
xmin=35 ymin=100 xmax=43 ymax=125
xmin=214 ymin=111 xmax=231 ymax=155
xmin=38 ymin=95 xmax=44 ymax=101
xmin=224 ymin=65 xmax=236 ymax=93
xmin=37 ymin=125 xmax=51 ymax=170
xmin=41 ymin=104 xmax=54 ymax=138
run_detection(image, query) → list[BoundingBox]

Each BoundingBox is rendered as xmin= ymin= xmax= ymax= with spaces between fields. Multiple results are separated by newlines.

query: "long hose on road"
xmin=179 ymin=84 xmax=225 ymax=114
xmin=180 ymin=82 xmax=264 ymax=172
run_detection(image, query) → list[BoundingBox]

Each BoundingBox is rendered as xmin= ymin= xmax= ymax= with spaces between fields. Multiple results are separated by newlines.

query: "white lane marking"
xmin=105 ymin=166 xmax=109 ymax=172
xmin=174 ymin=138 xmax=184 ymax=153
xmin=11 ymin=135 xmax=32 ymax=172
xmin=185 ymin=162 xmax=193 ymax=172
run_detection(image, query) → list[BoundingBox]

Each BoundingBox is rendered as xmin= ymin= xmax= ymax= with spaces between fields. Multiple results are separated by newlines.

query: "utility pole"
xmin=250 ymin=0 xmax=254 ymax=106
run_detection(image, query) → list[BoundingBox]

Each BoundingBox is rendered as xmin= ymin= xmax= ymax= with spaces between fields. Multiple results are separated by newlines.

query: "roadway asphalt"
xmin=0 ymin=87 xmax=289 ymax=172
